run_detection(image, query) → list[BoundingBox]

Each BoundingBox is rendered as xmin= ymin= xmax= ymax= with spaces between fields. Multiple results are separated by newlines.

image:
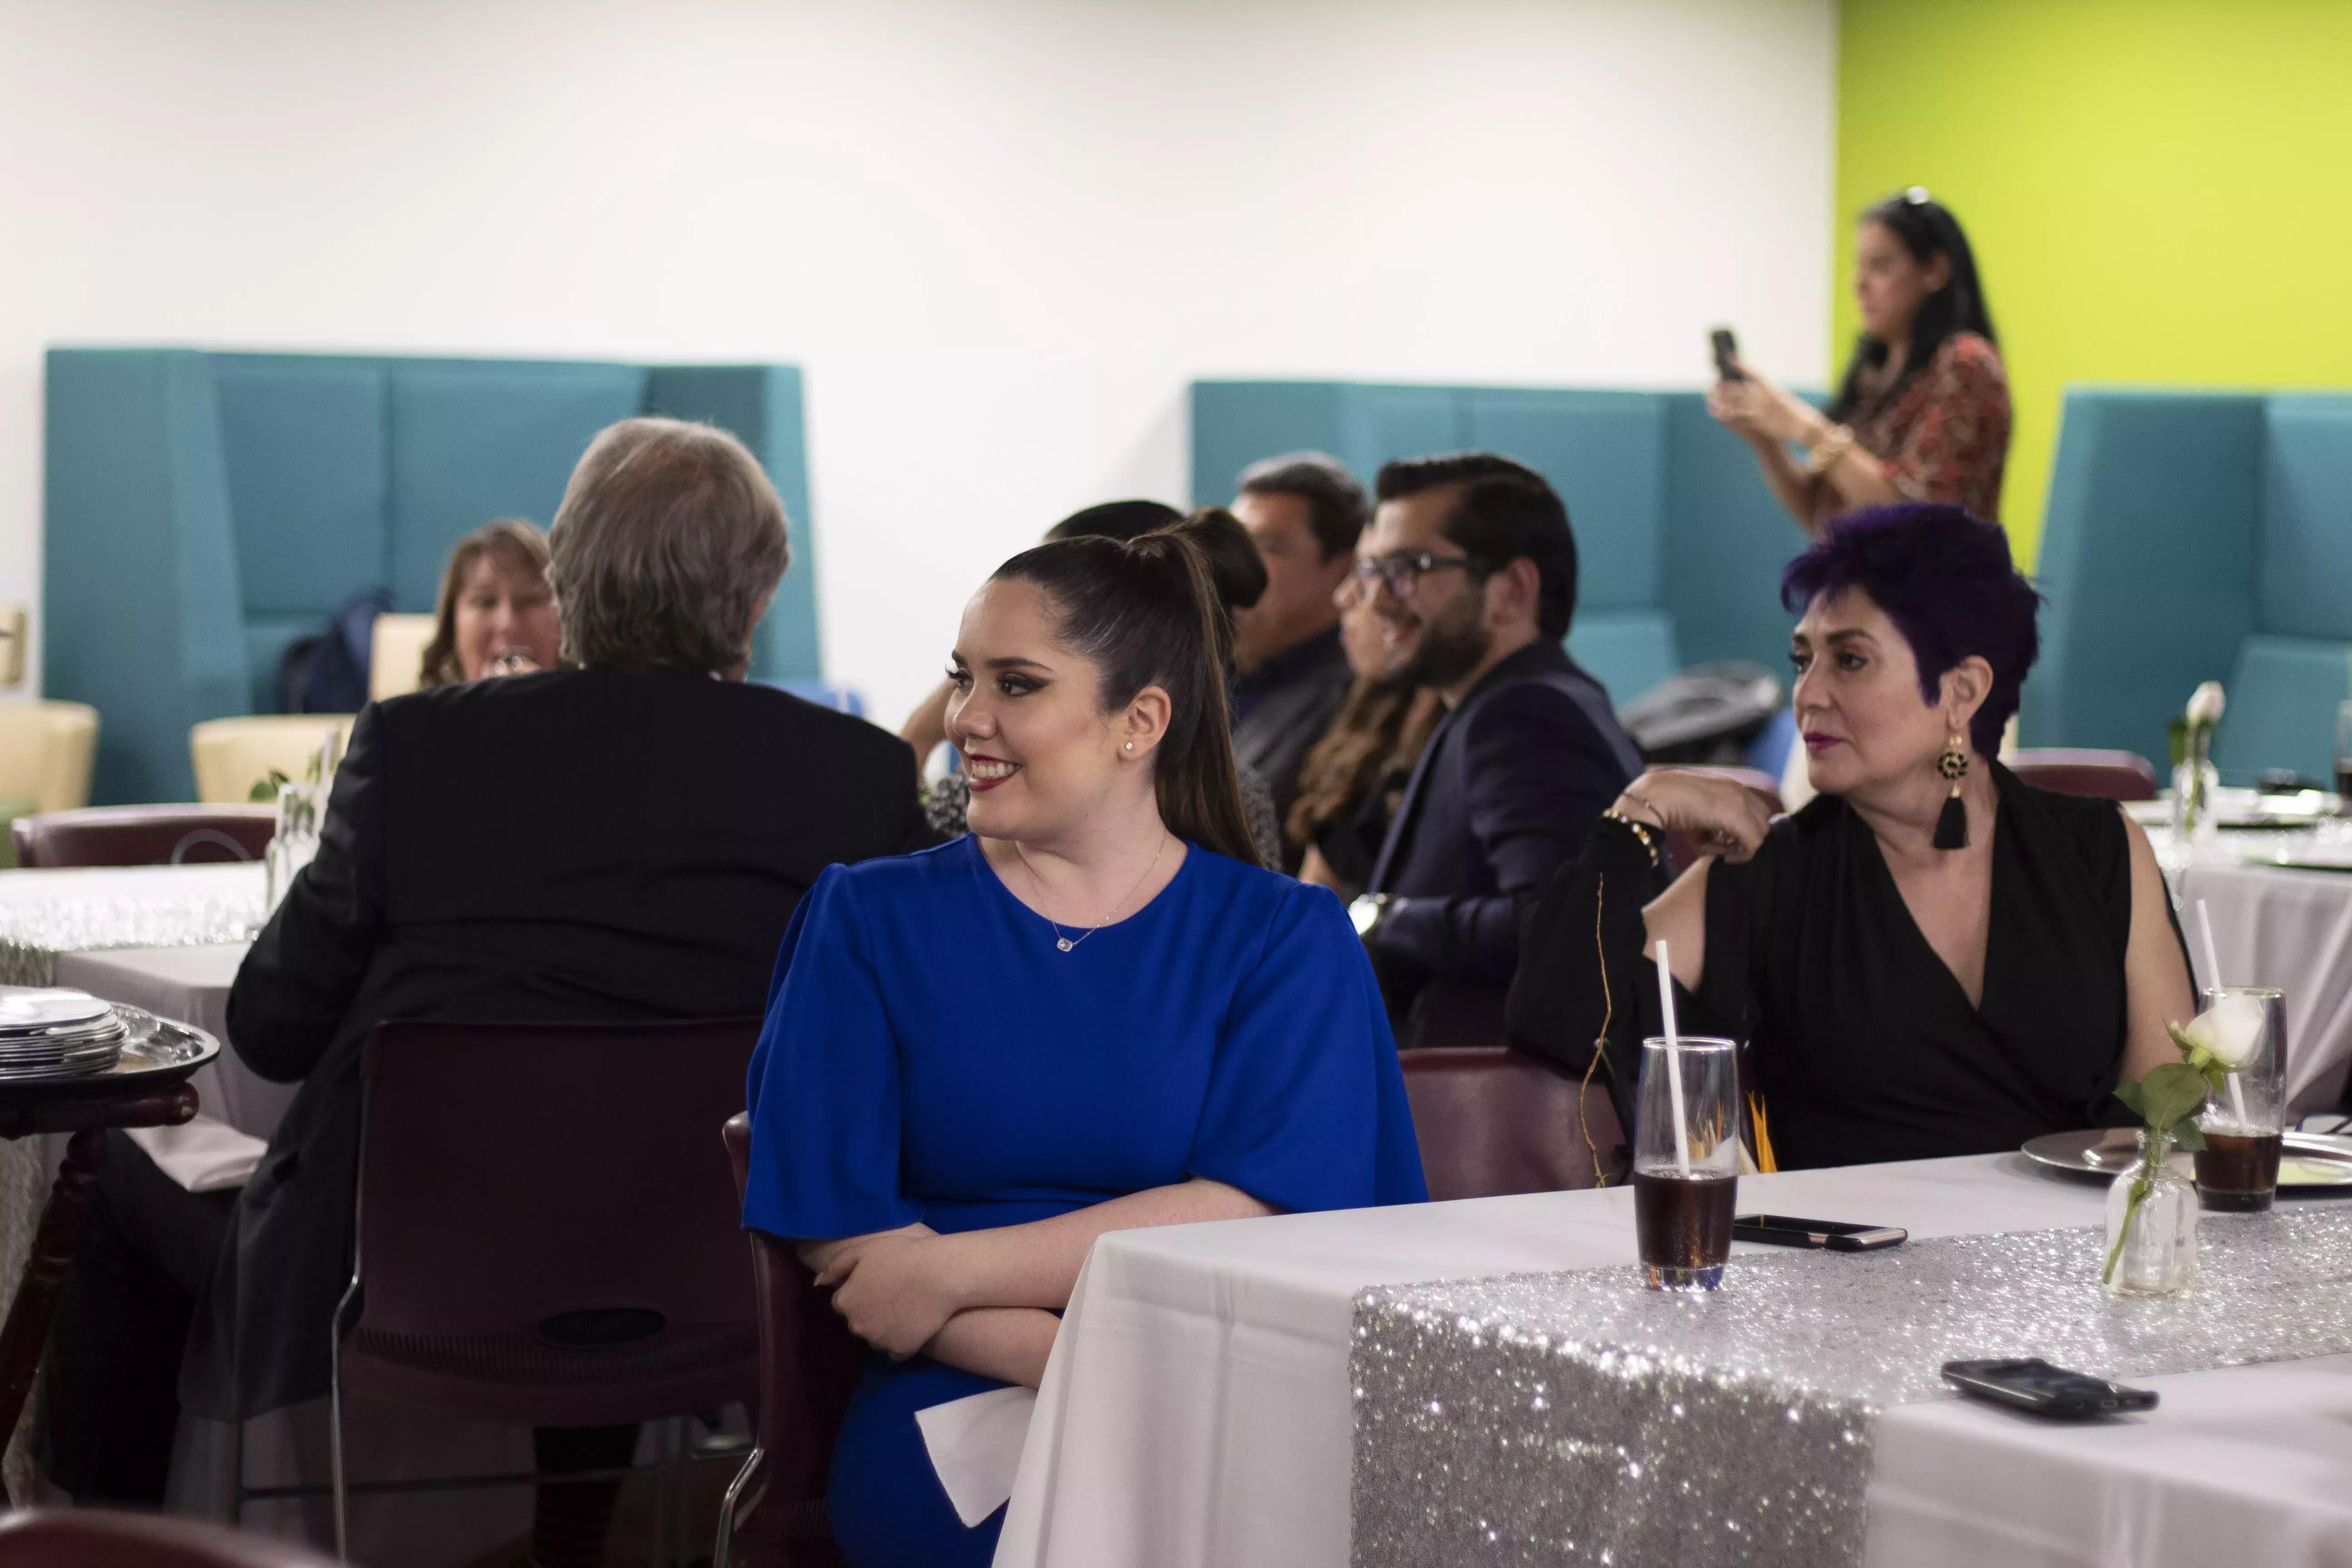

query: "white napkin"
xmin=127 ymin=1112 xmax=268 ymax=1193
xmin=914 ymin=1384 xmax=1037 ymax=1528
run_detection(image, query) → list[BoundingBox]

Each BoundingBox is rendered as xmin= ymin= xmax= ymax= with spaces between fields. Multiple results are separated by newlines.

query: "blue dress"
xmin=742 ymin=836 xmax=1425 ymax=1568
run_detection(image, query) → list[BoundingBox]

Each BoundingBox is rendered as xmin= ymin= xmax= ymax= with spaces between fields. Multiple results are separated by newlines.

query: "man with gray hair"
xmin=49 ymin=417 xmax=931 ymax=1568
xmin=1229 ymin=452 xmax=1367 ymax=869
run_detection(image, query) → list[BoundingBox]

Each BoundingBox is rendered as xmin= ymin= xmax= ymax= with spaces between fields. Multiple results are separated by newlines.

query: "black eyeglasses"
xmin=1349 ymin=551 xmax=1484 ymax=599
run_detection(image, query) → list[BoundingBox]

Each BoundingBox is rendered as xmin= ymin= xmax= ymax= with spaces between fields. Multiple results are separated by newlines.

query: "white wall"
xmin=0 ymin=0 xmax=1834 ymax=726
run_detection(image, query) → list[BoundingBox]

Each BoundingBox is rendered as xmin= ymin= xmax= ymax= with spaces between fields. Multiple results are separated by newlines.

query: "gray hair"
xmin=547 ymin=417 xmax=789 ymax=675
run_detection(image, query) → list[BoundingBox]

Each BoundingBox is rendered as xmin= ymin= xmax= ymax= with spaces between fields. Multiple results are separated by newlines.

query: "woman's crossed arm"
xmin=795 ymin=1177 xmax=1274 ymax=1389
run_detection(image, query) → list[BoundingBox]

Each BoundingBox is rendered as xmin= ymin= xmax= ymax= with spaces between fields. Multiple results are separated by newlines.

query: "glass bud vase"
xmin=2103 ymin=1130 xmax=2198 ymax=1298
xmin=2171 ymin=725 xmax=2220 ymax=845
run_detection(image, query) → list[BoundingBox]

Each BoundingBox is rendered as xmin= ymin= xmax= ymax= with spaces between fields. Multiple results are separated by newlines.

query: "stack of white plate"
xmin=0 ymin=986 xmax=128 ymax=1081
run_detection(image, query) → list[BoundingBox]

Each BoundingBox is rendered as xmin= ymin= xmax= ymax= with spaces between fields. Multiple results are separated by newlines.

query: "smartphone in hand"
xmin=1711 ymin=327 xmax=1745 ymax=382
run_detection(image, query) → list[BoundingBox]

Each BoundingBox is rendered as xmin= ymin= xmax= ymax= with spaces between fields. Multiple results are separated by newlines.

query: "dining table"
xmin=0 ymin=861 xmax=266 ymax=1499
xmin=995 ymin=1151 xmax=2352 ymax=1568
xmin=0 ymin=861 xmax=538 ymax=1564
xmin=2140 ymin=799 xmax=2352 ymax=1114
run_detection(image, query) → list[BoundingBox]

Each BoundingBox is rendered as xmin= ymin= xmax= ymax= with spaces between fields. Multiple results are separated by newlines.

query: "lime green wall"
xmin=1836 ymin=0 xmax=2352 ymax=567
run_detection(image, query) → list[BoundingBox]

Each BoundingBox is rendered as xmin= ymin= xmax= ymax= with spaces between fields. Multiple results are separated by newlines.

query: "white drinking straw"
xmin=2194 ymin=899 xmax=2253 ymax=1127
xmin=1655 ymin=939 xmax=1693 ymax=1177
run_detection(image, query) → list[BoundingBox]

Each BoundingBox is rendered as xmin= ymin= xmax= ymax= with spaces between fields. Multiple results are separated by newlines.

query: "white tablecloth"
xmin=0 ymin=866 xmax=534 ymax=1561
xmin=51 ymin=943 xmax=296 ymax=1140
xmin=2180 ymin=861 xmax=2352 ymax=1112
xmin=997 ymin=1155 xmax=2352 ymax=1568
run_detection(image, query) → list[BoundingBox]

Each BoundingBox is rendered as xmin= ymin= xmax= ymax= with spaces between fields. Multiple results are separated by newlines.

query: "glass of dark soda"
xmin=1634 ymin=1036 xmax=1740 ymax=1290
xmin=2192 ymin=987 xmax=2286 ymax=1213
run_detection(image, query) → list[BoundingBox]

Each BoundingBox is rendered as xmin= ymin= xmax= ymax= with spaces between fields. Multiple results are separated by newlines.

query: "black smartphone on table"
xmin=1710 ymin=327 xmax=1744 ymax=381
xmin=1732 ymin=1214 xmax=1907 ymax=1251
xmin=1941 ymin=1358 xmax=2159 ymax=1419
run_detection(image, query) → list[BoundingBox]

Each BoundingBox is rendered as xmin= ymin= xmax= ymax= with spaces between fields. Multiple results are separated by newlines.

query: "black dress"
xmin=1508 ymin=761 xmax=2186 ymax=1171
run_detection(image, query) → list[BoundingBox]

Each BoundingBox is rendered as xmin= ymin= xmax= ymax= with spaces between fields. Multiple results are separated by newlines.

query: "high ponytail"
xmin=992 ymin=513 xmax=1262 ymax=866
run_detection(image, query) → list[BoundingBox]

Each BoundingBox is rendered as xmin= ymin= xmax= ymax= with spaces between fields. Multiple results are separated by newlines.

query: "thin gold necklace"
xmin=1014 ymin=834 xmax=1171 ymax=953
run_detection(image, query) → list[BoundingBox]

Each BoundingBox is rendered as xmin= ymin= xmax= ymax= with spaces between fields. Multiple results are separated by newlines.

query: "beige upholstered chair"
xmin=0 ymin=701 xmax=99 ymax=814
xmin=369 ymin=613 xmax=436 ymax=702
xmin=190 ymin=715 xmax=353 ymax=804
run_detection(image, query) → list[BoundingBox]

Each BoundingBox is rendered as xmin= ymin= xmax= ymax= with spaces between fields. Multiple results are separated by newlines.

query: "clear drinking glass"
xmin=1633 ymin=1036 xmax=1740 ymax=1291
xmin=2193 ymin=986 xmax=2286 ymax=1213
xmin=263 ymin=781 xmax=323 ymax=914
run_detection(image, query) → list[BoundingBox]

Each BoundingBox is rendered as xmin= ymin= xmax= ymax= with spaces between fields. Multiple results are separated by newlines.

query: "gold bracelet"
xmin=1804 ymin=424 xmax=1855 ymax=477
xmin=1601 ymin=809 xmax=1661 ymax=867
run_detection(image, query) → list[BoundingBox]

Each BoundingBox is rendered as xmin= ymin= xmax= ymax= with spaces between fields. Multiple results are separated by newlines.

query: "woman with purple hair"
xmin=1507 ymin=505 xmax=2195 ymax=1171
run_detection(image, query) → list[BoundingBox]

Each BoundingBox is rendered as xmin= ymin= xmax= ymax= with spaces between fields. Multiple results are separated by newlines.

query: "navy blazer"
xmin=1365 ymin=638 xmax=1639 ymax=1000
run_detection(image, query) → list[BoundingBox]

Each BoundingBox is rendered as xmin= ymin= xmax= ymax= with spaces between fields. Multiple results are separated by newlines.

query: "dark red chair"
xmin=2007 ymin=748 xmax=2159 ymax=801
xmin=11 ymin=804 xmax=276 ymax=867
xmin=1400 ymin=1047 xmax=1628 ymax=1200
xmin=326 ymin=1017 xmax=766 ymax=1557
xmin=716 ymin=1112 xmax=868 ymax=1568
xmin=0 ymin=1509 xmax=339 ymax=1567
xmin=1646 ymin=766 xmax=1784 ymax=877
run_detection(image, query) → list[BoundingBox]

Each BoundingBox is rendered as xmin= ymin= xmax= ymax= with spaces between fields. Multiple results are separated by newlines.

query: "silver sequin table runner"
xmin=0 ymin=893 xmax=262 ymax=987
xmin=1352 ymin=1207 xmax=2352 ymax=1567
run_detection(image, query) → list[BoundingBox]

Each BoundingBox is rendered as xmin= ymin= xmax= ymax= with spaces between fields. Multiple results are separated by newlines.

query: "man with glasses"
xmin=1344 ymin=452 xmax=1640 ymax=1043
xmin=1229 ymin=453 xmax=1368 ymax=868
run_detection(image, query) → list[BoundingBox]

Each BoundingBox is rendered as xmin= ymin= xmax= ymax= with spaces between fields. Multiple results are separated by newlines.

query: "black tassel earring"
xmin=1933 ymin=730 xmax=1970 ymax=850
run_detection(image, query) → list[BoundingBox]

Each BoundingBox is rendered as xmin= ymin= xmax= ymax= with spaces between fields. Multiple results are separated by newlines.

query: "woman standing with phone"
xmin=1710 ymin=189 xmax=2010 ymax=537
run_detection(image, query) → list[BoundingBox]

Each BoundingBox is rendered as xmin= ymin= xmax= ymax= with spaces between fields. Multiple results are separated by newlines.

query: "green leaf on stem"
xmin=2169 ymin=1121 xmax=2207 ymax=1152
xmin=2112 ymin=1061 xmax=2212 ymax=1140
xmin=2137 ymin=1062 xmax=2212 ymax=1133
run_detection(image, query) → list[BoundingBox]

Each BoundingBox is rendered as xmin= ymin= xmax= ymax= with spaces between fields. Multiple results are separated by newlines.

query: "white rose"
xmin=2185 ymin=681 xmax=2226 ymax=727
xmin=2182 ymin=993 xmax=2264 ymax=1071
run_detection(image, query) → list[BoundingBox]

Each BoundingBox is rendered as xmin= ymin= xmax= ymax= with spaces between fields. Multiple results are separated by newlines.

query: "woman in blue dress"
xmin=742 ymin=515 xmax=1426 ymax=1567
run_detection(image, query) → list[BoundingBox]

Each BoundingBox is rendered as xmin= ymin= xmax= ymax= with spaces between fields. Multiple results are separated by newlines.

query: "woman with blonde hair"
xmin=416 ymin=518 xmax=563 ymax=685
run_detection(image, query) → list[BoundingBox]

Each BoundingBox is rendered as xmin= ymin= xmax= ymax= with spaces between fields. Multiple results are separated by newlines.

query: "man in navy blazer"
xmin=1346 ymin=453 xmax=1641 ymax=1041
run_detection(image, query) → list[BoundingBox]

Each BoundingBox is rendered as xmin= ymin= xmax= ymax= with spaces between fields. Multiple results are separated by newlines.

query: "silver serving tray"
xmin=0 ymin=1006 xmax=217 ymax=1098
xmin=2022 ymin=1126 xmax=2352 ymax=1189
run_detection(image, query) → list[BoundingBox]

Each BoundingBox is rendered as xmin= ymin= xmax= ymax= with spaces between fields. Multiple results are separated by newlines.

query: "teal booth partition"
xmin=2025 ymin=388 xmax=2352 ymax=781
xmin=1190 ymin=382 xmax=1812 ymax=710
xmin=45 ymin=349 xmax=819 ymax=804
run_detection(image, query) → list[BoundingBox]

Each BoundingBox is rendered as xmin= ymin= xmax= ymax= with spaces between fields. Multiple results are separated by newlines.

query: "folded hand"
xmin=1618 ymin=770 xmax=1774 ymax=866
xmin=819 ymin=1230 xmax=968 ymax=1359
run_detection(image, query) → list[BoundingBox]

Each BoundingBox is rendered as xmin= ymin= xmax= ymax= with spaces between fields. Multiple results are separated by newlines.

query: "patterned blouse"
xmin=1827 ymin=331 xmax=2011 ymax=524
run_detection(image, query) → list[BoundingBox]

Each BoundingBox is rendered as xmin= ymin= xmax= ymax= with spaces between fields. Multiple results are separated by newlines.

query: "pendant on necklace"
xmin=1056 ymin=937 xmax=1075 ymax=953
